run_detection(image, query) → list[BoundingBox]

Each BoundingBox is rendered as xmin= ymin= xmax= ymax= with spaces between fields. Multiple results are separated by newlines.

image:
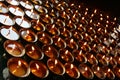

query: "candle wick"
xmin=14 ymin=8 xmax=17 ymax=13
xmin=4 ymin=17 xmax=8 ymax=23
xmin=20 ymin=18 xmax=24 ymax=26
xmin=6 ymin=30 xmax=10 ymax=36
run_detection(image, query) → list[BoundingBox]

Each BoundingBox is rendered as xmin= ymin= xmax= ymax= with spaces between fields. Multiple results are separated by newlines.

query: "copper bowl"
xmin=7 ymin=57 xmax=30 ymax=77
xmin=65 ymin=63 xmax=80 ymax=79
xmin=4 ymin=40 xmax=25 ymax=57
xmin=25 ymin=44 xmax=44 ymax=60
xmin=30 ymin=60 xmax=49 ymax=78
xmin=47 ymin=58 xmax=65 ymax=75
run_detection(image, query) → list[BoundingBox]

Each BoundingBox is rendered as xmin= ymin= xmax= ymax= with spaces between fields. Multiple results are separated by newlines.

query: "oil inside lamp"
xmin=0 ymin=26 xmax=19 ymax=40
xmin=79 ymin=64 xmax=94 ymax=79
xmin=25 ymin=9 xmax=39 ymax=20
xmin=30 ymin=61 xmax=49 ymax=78
xmin=15 ymin=16 xmax=31 ymax=28
xmin=8 ymin=5 xmax=24 ymax=16
xmin=37 ymin=32 xmax=53 ymax=45
xmin=20 ymin=0 xmax=33 ymax=9
xmin=42 ymin=45 xmax=59 ymax=58
xmin=64 ymin=63 xmax=80 ymax=79
xmin=92 ymin=65 xmax=106 ymax=79
xmin=59 ymin=49 xmax=74 ymax=62
xmin=4 ymin=40 xmax=25 ymax=57
xmin=0 ymin=14 xmax=15 ymax=26
xmin=20 ymin=28 xmax=38 ymax=42
xmin=72 ymin=50 xmax=87 ymax=63
xmin=0 ymin=2 xmax=8 ymax=13
xmin=31 ymin=19 xmax=45 ymax=31
xmin=6 ymin=0 xmax=19 ymax=5
xmin=52 ymin=36 xmax=67 ymax=48
xmin=47 ymin=58 xmax=65 ymax=75
xmin=7 ymin=57 xmax=30 ymax=77
xmin=25 ymin=44 xmax=44 ymax=60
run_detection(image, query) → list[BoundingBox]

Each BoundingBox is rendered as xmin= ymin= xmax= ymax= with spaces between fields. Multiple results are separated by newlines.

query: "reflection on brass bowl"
xmin=30 ymin=60 xmax=49 ymax=78
xmin=7 ymin=57 xmax=30 ymax=77
xmin=47 ymin=58 xmax=65 ymax=75
xmin=65 ymin=63 xmax=80 ymax=79
xmin=4 ymin=40 xmax=25 ymax=57
xmin=72 ymin=50 xmax=87 ymax=63
xmin=92 ymin=65 xmax=106 ymax=79
xmin=52 ymin=36 xmax=66 ymax=48
xmin=42 ymin=45 xmax=59 ymax=58
xmin=31 ymin=20 xmax=45 ymax=31
xmin=59 ymin=49 xmax=74 ymax=62
xmin=20 ymin=28 xmax=38 ymax=42
xmin=25 ymin=44 xmax=44 ymax=60
xmin=103 ymin=67 xmax=115 ymax=80
xmin=79 ymin=64 xmax=94 ymax=79
xmin=46 ymin=24 xmax=60 ymax=36
xmin=37 ymin=32 xmax=53 ymax=45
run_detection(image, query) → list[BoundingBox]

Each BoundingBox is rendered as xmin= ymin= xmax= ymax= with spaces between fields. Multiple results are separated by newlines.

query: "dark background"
xmin=76 ymin=0 xmax=120 ymax=17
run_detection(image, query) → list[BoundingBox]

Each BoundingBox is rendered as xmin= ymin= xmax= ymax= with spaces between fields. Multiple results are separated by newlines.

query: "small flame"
xmin=70 ymin=64 xmax=74 ymax=69
xmin=48 ymin=46 xmax=51 ymax=51
xmin=114 ymin=17 xmax=117 ymax=21
xmin=70 ymin=39 xmax=74 ymax=43
xmin=46 ymin=14 xmax=49 ymax=18
xmin=58 ymin=37 xmax=61 ymax=42
xmin=94 ymin=9 xmax=97 ymax=14
xmin=32 ymin=46 xmax=35 ymax=51
xmin=42 ymin=33 xmax=45 ymax=37
xmin=90 ymin=54 xmax=93 ymax=58
xmin=97 ymin=67 xmax=100 ymax=71
xmin=100 ymin=17 xmax=103 ymax=21
xmin=18 ymin=60 xmax=22 ymax=66
xmin=91 ymin=14 xmax=94 ymax=17
xmin=82 ymin=17 xmax=84 ymax=20
xmin=107 ymin=15 xmax=109 ymax=19
xmin=55 ymin=59 xmax=58 ymax=65
xmin=65 ymin=50 xmax=69 ymax=55
xmin=85 ymin=67 xmax=88 ymax=71
xmin=35 ymin=63 xmax=40 ymax=69
xmin=86 ymin=8 xmax=88 ymax=11
xmin=108 ymin=68 xmax=111 ymax=72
